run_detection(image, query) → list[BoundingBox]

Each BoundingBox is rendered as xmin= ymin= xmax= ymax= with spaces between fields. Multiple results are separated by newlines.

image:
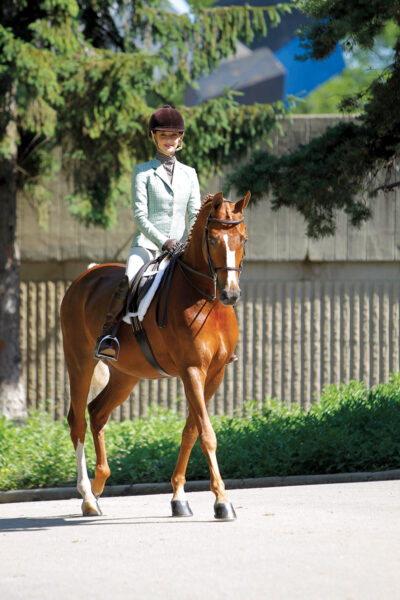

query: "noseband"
xmin=177 ymin=201 xmax=245 ymax=301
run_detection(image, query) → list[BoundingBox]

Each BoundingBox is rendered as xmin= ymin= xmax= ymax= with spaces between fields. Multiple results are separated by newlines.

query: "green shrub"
xmin=1 ymin=375 xmax=400 ymax=491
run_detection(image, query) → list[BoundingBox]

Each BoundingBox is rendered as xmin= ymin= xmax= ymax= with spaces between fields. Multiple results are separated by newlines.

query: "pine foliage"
xmin=0 ymin=0 xmax=292 ymax=227
xmin=226 ymin=0 xmax=400 ymax=238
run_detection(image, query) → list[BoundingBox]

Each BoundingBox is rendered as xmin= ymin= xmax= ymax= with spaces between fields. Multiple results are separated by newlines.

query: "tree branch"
xmin=371 ymin=180 xmax=400 ymax=193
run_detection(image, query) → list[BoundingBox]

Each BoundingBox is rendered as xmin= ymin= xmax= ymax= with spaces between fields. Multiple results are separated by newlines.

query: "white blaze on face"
xmin=223 ymin=234 xmax=238 ymax=289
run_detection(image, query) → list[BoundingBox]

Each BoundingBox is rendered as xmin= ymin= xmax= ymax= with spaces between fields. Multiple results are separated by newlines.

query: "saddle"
xmin=126 ymin=253 xmax=166 ymax=317
xmin=126 ymin=244 xmax=184 ymax=377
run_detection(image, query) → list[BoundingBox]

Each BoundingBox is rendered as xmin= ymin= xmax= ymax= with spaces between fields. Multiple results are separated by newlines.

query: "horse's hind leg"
xmin=66 ymin=357 xmax=101 ymax=516
xmin=88 ymin=369 xmax=139 ymax=500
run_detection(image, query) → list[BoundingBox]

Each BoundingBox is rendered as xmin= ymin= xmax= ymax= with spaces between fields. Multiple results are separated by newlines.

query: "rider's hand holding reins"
xmin=162 ymin=238 xmax=180 ymax=254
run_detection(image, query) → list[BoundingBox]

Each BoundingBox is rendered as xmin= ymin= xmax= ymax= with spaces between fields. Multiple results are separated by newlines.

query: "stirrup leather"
xmin=94 ymin=335 xmax=121 ymax=361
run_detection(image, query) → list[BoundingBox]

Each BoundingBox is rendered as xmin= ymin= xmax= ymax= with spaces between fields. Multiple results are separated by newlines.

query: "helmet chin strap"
xmin=176 ymin=133 xmax=184 ymax=152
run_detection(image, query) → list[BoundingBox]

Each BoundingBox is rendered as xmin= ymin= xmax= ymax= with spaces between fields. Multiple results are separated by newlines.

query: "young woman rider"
xmin=95 ymin=105 xmax=201 ymax=360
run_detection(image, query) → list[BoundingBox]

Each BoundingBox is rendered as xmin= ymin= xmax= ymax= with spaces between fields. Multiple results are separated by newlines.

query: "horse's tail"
xmin=91 ymin=361 xmax=109 ymax=389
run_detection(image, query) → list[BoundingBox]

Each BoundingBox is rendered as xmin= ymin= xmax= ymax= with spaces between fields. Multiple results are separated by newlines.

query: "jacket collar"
xmin=151 ymin=157 xmax=182 ymax=192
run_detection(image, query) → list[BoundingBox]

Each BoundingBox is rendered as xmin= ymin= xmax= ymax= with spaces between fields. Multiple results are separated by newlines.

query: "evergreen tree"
xmin=226 ymin=0 xmax=400 ymax=238
xmin=0 ymin=0 xmax=292 ymax=415
xmin=293 ymin=21 xmax=399 ymax=114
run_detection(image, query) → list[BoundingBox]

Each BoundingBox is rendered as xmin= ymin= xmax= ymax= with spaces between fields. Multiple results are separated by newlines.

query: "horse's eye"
xmin=208 ymin=236 xmax=217 ymax=246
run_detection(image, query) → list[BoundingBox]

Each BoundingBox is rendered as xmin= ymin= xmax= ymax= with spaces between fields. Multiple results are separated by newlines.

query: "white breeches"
xmin=125 ymin=246 xmax=159 ymax=283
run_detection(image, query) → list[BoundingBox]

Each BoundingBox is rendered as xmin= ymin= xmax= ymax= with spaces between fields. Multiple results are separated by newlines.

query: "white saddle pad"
xmin=122 ymin=256 xmax=170 ymax=323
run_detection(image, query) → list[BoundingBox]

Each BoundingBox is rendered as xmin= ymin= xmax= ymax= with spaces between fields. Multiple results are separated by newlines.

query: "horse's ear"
xmin=212 ymin=191 xmax=224 ymax=209
xmin=234 ymin=190 xmax=251 ymax=213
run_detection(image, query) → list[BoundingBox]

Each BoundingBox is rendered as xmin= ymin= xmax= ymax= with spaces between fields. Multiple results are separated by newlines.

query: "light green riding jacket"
xmin=131 ymin=157 xmax=201 ymax=252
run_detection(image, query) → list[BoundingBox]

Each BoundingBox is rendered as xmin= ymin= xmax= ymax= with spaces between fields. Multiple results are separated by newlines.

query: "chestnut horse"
xmin=60 ymin=191 xmax=250 ymax=519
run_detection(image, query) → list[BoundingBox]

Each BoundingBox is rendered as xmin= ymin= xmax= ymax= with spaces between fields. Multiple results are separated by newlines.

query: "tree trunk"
xmin=0 ymin=2 xmax=26 ymax=419
xmin=0 ymin=146 xmax=27 ymax=420
xmin=0 ymin=0 xmax=27 ymax=419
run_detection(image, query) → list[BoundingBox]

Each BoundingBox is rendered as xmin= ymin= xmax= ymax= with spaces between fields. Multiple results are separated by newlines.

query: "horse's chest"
xmin=210 ymin=307 xmax=236 ymax=331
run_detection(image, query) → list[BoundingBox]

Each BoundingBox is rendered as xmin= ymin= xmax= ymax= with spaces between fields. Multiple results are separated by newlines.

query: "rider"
xmin=95 ymin=105 xmax=201 ymax=360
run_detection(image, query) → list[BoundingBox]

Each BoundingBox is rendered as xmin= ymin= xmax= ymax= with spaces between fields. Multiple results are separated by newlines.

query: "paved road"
xmin=0 ymin=481 xmax=399 ymax=600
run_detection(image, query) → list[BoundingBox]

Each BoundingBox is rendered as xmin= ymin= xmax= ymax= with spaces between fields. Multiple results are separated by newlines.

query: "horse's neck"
xmin=181 ymin=217 xmax=208 ymax=273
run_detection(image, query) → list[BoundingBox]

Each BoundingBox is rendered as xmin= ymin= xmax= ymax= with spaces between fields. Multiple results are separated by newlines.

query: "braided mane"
xmin=183 ymin=194 xmax=214 ymax=249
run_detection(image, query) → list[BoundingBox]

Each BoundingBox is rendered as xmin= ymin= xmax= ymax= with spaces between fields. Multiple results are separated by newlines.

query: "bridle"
xmin=156 ymin=200 xmax=245 ymax=327
xmin=176 ymin=201 xmax=245 ymax=301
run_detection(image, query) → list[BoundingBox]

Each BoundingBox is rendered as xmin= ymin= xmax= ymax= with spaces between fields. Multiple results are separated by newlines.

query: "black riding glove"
xmin=162 ymin=238 xmax=180 ymax=254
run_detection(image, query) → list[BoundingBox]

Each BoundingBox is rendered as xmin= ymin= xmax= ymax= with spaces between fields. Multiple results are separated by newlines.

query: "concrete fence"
xmin=20 ymin=262 xmax=400 ymax=421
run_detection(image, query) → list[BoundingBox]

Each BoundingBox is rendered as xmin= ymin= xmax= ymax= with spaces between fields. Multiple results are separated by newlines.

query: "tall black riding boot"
xmin=94 ymin=275 xmax=130 ymax=361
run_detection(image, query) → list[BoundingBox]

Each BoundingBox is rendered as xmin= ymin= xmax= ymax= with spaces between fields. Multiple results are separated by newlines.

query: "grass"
xmin=1 ymin=375 xmax=400 ymax=491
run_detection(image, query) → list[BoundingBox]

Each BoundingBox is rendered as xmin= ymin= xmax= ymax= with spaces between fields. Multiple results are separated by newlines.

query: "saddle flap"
xmin=127 ymin=254 xmax=166 ymax=315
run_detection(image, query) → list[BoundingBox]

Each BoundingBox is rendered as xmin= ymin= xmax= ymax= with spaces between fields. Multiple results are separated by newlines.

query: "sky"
xmin=170 ymin=0 xmax=190 ymax=13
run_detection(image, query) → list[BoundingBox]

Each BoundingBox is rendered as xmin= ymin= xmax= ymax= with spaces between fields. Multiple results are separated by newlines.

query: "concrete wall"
xmin=17 ymin=115 xmax=400 ymax=419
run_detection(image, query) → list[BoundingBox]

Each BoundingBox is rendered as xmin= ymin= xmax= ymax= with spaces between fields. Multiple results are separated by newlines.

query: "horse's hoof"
xmin=81 ymin=499 xmax=102 ymax=517
xmin=171 ymin=500 xmax=193 ymax=517
xmin=214 ymin=502 xmax=237 ymax=521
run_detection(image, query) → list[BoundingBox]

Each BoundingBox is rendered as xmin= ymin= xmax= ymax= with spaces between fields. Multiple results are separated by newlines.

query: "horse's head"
xmin=204 ymin=191 xmax=250 ymax=306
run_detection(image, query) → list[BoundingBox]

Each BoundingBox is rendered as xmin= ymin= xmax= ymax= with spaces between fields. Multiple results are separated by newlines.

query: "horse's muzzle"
xmin=219 ymin=288 xmax=241 ymax=306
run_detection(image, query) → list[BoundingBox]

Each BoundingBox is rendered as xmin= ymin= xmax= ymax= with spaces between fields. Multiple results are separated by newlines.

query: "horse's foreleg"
xmin=88 ymin=370 xmax=139 ymax=499
xmin=181 ymin=366 xmax=236 ymax=520
xmin=202 ymin=367 xmax=233 ymax=512
xmin=170 ymin=409 xmax=197 ymax=516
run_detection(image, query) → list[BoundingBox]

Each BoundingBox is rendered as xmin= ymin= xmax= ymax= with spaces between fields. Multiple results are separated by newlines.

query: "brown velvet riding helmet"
xmin=148 ymin=105 xmax=185 ymax=136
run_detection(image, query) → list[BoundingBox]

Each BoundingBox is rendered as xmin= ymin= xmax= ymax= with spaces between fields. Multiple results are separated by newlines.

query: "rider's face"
xmin=152 ymin=130 xmax=182 ymax=156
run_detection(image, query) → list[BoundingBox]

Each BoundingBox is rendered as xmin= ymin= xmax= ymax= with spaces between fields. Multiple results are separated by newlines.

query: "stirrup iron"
xmin=94 ymin=335 xmax=120 ymax=361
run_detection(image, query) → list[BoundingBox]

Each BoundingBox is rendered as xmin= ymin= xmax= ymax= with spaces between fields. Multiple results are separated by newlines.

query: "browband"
xmin=208 ymin=217 xmax=244 ymax=225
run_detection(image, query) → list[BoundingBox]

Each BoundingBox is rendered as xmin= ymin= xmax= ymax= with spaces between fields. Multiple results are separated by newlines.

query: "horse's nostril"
xmin=220 ymin=289 xmax=241 ymax=305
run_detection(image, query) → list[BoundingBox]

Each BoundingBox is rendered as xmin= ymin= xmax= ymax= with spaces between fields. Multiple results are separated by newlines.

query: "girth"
xmin=130 ymin=315 xmax=171 ymax=377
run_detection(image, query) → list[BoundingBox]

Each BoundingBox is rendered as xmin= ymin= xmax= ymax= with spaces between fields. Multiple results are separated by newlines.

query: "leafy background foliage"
xmin=0 ymin=0 xmax=293 ymax=228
